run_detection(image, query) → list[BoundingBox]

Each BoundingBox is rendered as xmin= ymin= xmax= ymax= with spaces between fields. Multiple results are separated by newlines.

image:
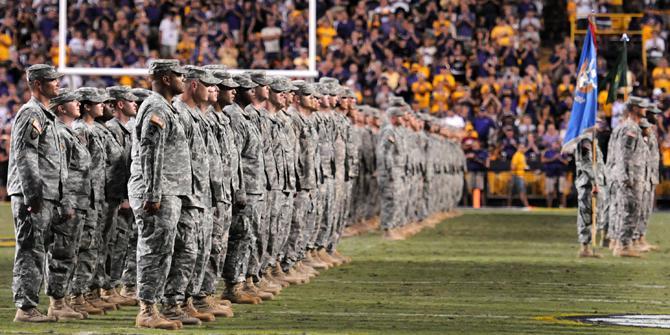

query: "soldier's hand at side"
xmin=592 ymin=186 xmax=599 ymax=195
xmin=143 ymin=201 xmax=161 ymax=215
xmin=120 ymin=200 xmax=131 ymax=209
xmin=27 ymin=198 xmax=42 ymax=213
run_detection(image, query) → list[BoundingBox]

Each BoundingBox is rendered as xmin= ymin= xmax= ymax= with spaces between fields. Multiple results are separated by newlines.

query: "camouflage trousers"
xmin=120 ymin=209 xmax=138 ymax=289
xmin=130 ymin=195 xmax=182 ymax=304
xmin=186 ymin=206 xmax=214 ymax=299
xmin=379 ymin=176 xmax=403 ymax=230
xmin=163 ymin=206 xmax=202 ymax=305
xmin=330 ymin=180 xmax=353 ymax=249
xmin=261 ymin=190 xmax=282 ymax=272
xmin=50 ymin=208 xmax=87 ymax=298
xmin=614 ymin=183 xmax=640 ymax=245
xmin=95 ymin=199 xmax=121 ymax=291
xmin=315 ymin=178 xmax=336 ymax=249
xmin=70 ymin=201 xmax=102 ymax=296
xmin=605 ymin=182 xmax=617 ymax=240
xmin=576 ymin=183 xmax=595 ymax=244
xmin=11 ymin=197 xmax=73 ymax=308
xmin=107 ymin=206 xmax=134 ymax=288
xmin=635 ymin=184 xmax=655 ymax=240
xmin=295 ymin=189 xmax=317 ymax=261
xmin=274 ymin=191 xmax=294 ymax=270
xmin=224 ymin=194 xmax=261 ymax=284
xmin=201 ymin=201 xmax=232 ymax=296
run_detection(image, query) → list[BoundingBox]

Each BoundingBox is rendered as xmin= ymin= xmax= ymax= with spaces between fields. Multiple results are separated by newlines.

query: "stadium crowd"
xmin=0 ymin=0 xmax=669 ymax=206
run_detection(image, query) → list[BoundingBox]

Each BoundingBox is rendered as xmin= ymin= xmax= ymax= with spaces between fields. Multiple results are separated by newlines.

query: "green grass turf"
xmin=1 ymin=207 xmax=670 ymax=333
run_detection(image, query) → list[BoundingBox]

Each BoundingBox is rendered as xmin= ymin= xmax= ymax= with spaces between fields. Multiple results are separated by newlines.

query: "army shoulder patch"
xmin=387 ymin=136 xmax=395 ymax=143
xmin=31 ymin=118 xmax=43 ymax=134
xmin=149 ymin=113 xmax=165 ymax=129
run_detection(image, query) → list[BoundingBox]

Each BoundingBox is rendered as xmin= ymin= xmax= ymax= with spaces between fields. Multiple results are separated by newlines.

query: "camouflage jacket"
xmin=57 ymin=120 xmax=91 ymax=211
xmin=73 ymin=119 xmax=106 ymax=205
xmin=227 ymin=103 xmax=265 ymax=196
xmin=174 ymin=98 xmax=211 ymax=208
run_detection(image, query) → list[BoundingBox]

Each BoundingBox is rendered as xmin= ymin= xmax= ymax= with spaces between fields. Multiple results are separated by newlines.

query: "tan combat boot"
xmin=217 ymin=297 xmax=233 ymax=308
xmin=182 ymin=298 xmax=215 ymax=322
xmin=162 ymin=302 xmax=202 ymax=325
xmin=265 ymin=267 xmax=291 ymax=288
xmin=192 ymin=295 xmax=234 ymax=318
xmin=222 ymin=282 xmax=261 ymax=304
xmin=70 ymin=295 xmax=104 ymax=316
xmin=102 ymin=287 xmax=137 ymax=306
xmin=383 ymin=228 xmax=405 ymax=241
xmin=272 ymin=264 xmax=299 ymax=285
xmin=136 ymin=301 xmax=181 ymax=330
xmin=639 ymin=235 xmax=660 ymax=252
xmin=299 ymin=261 xmax=320 ymax=277
xmin=332 ymin=249 xmax=352 ymax=264
xmin=244 ymin=277 xmax=274 ymax=301
xmin=256 ymin=276 xmax=282 ymax=295
xmin=577 ymin=244 xmax=602 ymax=258
xmin=14 ymin=307 xmax=57 ymax=323
xmin=319 ymin=249 xmax=342 ymax=267
xmin=303 ymin=250 xmax=329 ymax=270
xmin=85 ymin=289 xmax=118 ymax=311
xmin=47 ymin=297 xmax=84 ymax=320
xmin=613 ymin=244 xmax=642 ymax=258
xmin=118 ymin=285 xmax=139 ymax=305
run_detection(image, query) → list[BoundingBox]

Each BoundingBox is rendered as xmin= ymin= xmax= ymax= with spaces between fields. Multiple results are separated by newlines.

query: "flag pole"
xmin=588 ymin=14 xmax=598 ymax=248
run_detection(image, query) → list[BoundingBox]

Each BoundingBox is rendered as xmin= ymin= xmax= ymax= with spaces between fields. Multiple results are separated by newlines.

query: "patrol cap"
xmin=342 ymin=87 xmax=356 ymax=99
xmin=291 ymin=80 xmax=306 ymax=92
xmin=317 ymin=77 xmax=340 ymax=96
xmin=292 ymin=81 xmax=315 ymax=96
xmin=97 ymin=88 xmax=114 ymax=102
xmin=50 ymin=89 xmax=80 ymax=108
xmin=640 ymin=118 xmax=652 ymax=128
xmin=148 ymin=59 xmax=187 ymax=75
xmin=184 ymin=65 xmax=221 ymax=85
xmin=389 ymin=96 xmax=408 ymax=107
xmin=204 ymin=66 xmax=239 ymax=88
xmin=233 ymin=73 xmax=258 ymax=89
xmin=387 ymin=106 xmax=406 ymax=117
xmin=647 ymin=101 xmax=662 ymax=114
xmin=76 ymin=87 xmax=108 ymax=103
xmin=247 ymin=71 xmax=272 ymax=86
xmin=626 ymin=96 xmax=652 ymax=109
xmin=107 ymin=85 xmax=139 ymax=101
xmin=310 ymin=83 xmax=323 ymax=98
xmin=269 ymin=76 xmax=296 ymax=92
xmin=26 ymin=64 xmax=63 ymax=82
xmin=131 ymin=88 xmax=154 ymax=100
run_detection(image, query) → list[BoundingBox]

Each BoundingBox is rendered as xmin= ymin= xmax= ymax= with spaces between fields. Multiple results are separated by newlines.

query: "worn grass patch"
xmin=0 ymin=207 xmax=669 ymax=334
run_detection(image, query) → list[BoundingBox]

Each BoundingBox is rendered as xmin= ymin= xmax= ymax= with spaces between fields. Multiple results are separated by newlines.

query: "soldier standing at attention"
xmin=610 ymin=97 xmax=646 ymax=258
xmin=71 ymin=88 xmax=117 ymax=313
xmin=221 ymin=74 xmax=263 ymax=305
xmin=378 ymin=106 xmax=407 ymax=240
xmin=127 ymin=59 xmax=189 ymax=330
xmin=635 ymin=105 xmax=661 ymax=253
xmin=104 ymin=86 xmax=139 ymax=303
xmin=167 ymin=66 xmax=221 ymax=325
xmin=574 ymin=132 xmax=605 ymax=258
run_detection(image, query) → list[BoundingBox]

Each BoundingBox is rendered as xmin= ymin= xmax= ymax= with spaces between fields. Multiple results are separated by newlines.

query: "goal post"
xmin=58 ymin=0 xmax=318 ymax=78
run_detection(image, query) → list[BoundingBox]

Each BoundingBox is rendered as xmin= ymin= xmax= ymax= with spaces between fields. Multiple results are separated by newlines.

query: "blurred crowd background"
xmin=1 ymin=0 xmax=670 ymax=206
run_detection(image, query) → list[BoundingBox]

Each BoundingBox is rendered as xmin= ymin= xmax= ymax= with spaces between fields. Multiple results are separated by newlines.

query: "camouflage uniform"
xmin=275 ymin=106 xmax=298 ymax=270
xmin=9 ymin=85 xmax=68 ymax=307
xmin=575 ymin=137 xmax=606 ymax=244
xmin=224 ymin=100 xmax=264 ymax=284
xmin=128 ymin=87 xmax=192 ymax=304
xmin=313 ymin=109 xmax=336 ymax=249
xmin=377 ymin=109 xmax=405 ymax=230
xmin=637 ymin=122 xmax=659 ymax=239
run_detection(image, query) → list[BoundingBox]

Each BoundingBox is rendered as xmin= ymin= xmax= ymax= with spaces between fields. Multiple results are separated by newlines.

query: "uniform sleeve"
xmin=59 ymin=131 xmax=77 ymax=212
xmin=579 ymin=140 xmax=596 ymax=182
xmin=140 ymin=109 xmax=167 ymax=202
xmin=13 ymin=110 xmax=43 ymax=203
xmin=621 ymin=130 xmax=638 ymax=183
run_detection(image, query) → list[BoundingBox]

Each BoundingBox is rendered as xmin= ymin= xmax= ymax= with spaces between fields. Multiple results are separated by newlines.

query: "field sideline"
xmin=0 ymin=206 xmax=669 ymax=334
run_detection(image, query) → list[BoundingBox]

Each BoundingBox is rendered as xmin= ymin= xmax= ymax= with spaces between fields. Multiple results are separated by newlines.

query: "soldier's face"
xmin=256 ymin=85 xmax=269 ymax=101
xmin=171 ymin=73 xmax=186 ymax=94
xmin=192 ymin=81 xmax=211 ymax=104
xmin=299 ymin=95 xmax=311 ymax=109
xmin=122 ymin=100 xmax=137 ymax=117
xmin=40 ymin=79 xmax=59 ymax=98
xmin=221 ymin=88 xmax=235 ymax=105
xmin=87 ymin=102 xmax=104 ymax=118
xmin=269 ymin=90 xmax=283 ymax=108
xmin=208 ymin=85 xmax=219 ymax=104
xmin=320 ymin=96 xmax=330 ymax=108
xmin=312 ymin=96 xmax=320 ymax=110
xmin=63 ymin=100 xmax=80 ymax=118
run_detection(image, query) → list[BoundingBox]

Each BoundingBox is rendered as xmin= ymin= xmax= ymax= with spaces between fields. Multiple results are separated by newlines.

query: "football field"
xmin=0 ymin=205 xmax=670 ymax=334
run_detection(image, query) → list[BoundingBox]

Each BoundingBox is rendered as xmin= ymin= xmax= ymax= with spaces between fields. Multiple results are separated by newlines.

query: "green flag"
xmin=604 ymin=35 xmax=628 ymax=103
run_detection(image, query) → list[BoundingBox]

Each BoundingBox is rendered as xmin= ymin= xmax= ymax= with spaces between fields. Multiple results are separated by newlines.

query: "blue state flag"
xmin=562 ymin=22 xmax=598 ymax=153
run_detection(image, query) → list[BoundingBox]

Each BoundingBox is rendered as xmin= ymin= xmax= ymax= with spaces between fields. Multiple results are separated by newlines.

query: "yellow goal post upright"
xmin=57 ymin=0 xmax=319 ymax=79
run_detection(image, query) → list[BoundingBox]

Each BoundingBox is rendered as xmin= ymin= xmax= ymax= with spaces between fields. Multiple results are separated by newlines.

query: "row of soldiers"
xmin=8 ymin=61 xmax=465 ymax=328
xmin=574 ymin=97 xmax=661 ymax=258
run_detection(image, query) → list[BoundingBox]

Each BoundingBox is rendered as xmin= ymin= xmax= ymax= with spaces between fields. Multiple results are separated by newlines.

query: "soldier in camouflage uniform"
xmin=127 ymin=59 xmax=189 ymax=330
xmin=636 ymin=104 xmax=661 ymax=252
xmin=164 ymin=66 xmax=220 ymax=325
xmin=99 ymin=86 xmax=138 ymax=306
xmin=221 ymin=74 xmax=263 ymax=305
xmin=378 ymin=106 xmax=407 ymax=240
xmin=573 ymin=132 xmax=605 ymax=258
xmin=608 ymin=97 xmax=646 ymax=258
xmin=41 ymin=89 xmax=89 ymax=321
xmin=200 ymin=68 xmax=244 ymax=313
xmin=71 ymin=87 xmax=117 ymax=313
xmin=120 ymin=88 xmax=153 ymax=295
xmin=242 ymin=72 xmax=280 ymax=299
xmin=285 ymin=81 xmax=326 ymax=273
